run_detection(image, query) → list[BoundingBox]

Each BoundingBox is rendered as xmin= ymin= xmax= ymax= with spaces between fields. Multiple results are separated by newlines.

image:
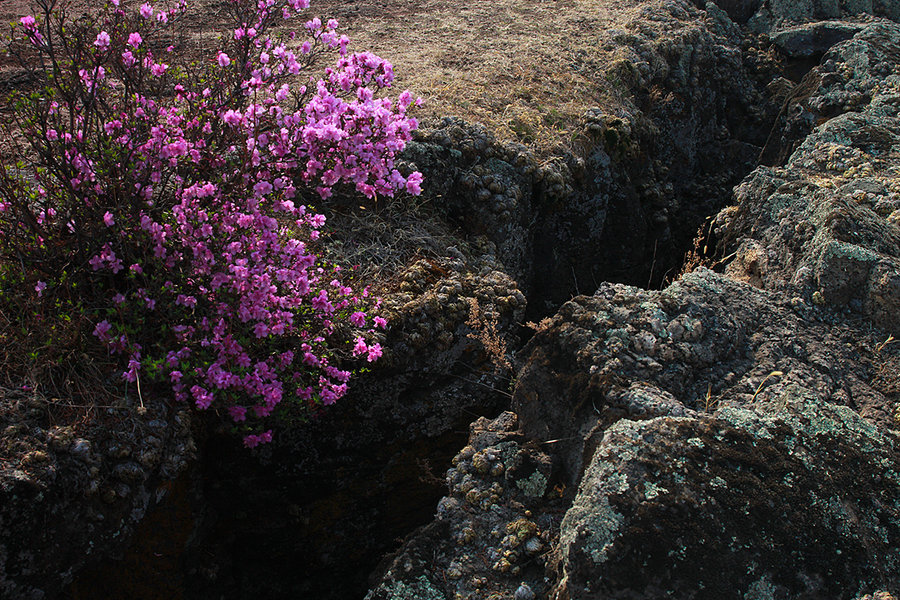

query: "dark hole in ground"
xmin=66 ymin=394 xmax=506 ymax=600
xmin=180 ymin=428 xmax=471 ymax=600
xmin=782 ymin=53 xmax=824 ymax=84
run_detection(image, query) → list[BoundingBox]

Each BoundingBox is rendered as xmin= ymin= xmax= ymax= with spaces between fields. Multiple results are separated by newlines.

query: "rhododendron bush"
xmin=0 ymin=0 xmax=422 ymax=446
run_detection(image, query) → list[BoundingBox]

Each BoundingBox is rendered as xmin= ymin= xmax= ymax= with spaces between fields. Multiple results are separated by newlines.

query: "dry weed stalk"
xmin=466 ymin=297 xmax=512 ymax=374
xmin=525 ymin=317 xmax=554 ymax=334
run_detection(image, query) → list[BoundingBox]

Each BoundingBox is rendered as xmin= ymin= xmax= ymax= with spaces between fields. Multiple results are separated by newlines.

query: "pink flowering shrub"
xmin=0 ymin=0 xmax=421 ymax=446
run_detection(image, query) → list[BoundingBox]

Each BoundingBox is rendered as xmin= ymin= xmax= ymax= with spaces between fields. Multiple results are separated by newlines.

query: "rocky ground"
xmin=367 ymin=2 xmax=900 ymax=600
xmin=2 ymin=0 xmax=900 ymax=598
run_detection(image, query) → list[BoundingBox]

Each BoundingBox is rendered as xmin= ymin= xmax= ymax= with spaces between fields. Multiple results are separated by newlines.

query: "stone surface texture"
xmin=366 ymin=3 xmax=900 ymax=600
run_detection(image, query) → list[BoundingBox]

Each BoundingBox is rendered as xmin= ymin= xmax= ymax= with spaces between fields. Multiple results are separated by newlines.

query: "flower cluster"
xmin=1 ymin=0 xmax=421 ymax=447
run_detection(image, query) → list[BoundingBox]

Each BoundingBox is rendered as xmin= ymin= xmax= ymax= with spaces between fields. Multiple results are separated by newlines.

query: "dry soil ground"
xmin=2 ymin=0 xmax=641 ymax=150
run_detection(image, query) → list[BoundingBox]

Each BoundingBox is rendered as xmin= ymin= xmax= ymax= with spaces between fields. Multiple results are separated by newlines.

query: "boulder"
xmin=0 ymin=390 xmax=194 ymax=599
xmin=772 ymin=21 xmax=864 ymax=57
xmin=556 ymin=397 xmax=900 ymax=599
xmin=719 ymin=22 xmax=900 ymax=333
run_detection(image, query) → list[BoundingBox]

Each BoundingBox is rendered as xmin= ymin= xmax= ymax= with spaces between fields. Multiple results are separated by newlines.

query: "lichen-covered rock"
xmin=555 ymin=396 xmax=900 ymax=599
xmin=310 ymin=255 xmax=526 ymax=446
xmin=772 ymin=20 xmax=864 ymax=57
xmin=531 ymin=0 xmax=780 ymax=306
xmin=513 ymin=268 xmax=897 ymax=483
xmin=760 ymin=21 xmax=900 ymax=163
xmin=718 ymin=22 xmax=900 ymax=333
xmin=398 ymin=118 xmax=540 ymax=285
xmin=366 ymin=412 xmax=563 ymax=600
xmin=367 ymin=4 xmax=900 ymax=600
xmin=0 ymin=389 xmax=194 ymax=599
xmin=747 ymin=0 xmax=900 ymax=33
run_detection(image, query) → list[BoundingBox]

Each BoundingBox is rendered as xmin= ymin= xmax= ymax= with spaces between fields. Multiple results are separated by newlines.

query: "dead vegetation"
xmin=466 ymin=297 xmax=512 ymax=374
xmin=310 ymin=0 xmax=639 ymax=153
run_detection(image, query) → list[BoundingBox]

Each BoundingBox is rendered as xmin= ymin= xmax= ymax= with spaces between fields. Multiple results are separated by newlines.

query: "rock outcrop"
xmin=0 ymin=391 xmax=193 ymax=599
xmin=557 ymin=396 xmax=900 ymax=598
xmin=366 ymin=5 xmax=900 ymax=600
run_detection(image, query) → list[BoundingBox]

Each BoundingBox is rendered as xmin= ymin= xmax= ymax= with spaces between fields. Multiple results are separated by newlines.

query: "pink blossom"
xmin=223 ymin=110 xmax=242 ymax=126
xmin=366 ymin=343 xmax=383 ymax=362
xmin=93 ymin=320 xmax=112 ymax=342
xmin=242 ymin=430 xmax=272 ymax=448
xmin=253 ymin=180 xmax=273 ymax=196
xmin=191 ymin=385 xmax=213 ymax=409
xmin=176 ymin=294 xmax=197 ymax=308
xmin=35 ymin=281 xmax=47 ymax=296
xmin=123 ymin=359 xmax=141 ymax=382
xmin=94 ymin=31 xmax=111 ymax=49
xmin=12 ymin=0 xmax=423 ymax=449
xmin=406 ymin=171 xmax=423 ymax=195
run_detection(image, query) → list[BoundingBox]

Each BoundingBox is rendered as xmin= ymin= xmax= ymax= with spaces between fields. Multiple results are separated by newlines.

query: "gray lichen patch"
xmin=515 ymin=471 xmax=548 ymax=498
xmin=554 ymin=398 xmax=900 ymax=599
xmin=378 ymin=575 xmax=446 ymax=600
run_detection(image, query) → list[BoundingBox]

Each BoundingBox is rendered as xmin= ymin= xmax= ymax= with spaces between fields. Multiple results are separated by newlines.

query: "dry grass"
xmin=311 ymin=0 xmax=640 ymax=152
xmin=2 ymin=0 xmax=643 ymax=153
xmin=465 ymin=297 xmax=512 ymax=374
xmin=321 ymin=196 xmax=465 ymax=295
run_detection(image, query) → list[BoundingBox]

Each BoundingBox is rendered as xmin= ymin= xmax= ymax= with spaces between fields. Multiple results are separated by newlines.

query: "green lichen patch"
xmin=556 ymin=398 xmax=900 ymax=599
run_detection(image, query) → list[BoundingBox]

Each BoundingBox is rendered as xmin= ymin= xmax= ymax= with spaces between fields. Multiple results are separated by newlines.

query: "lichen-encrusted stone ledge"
xmin=512 ymin=269 xmax=897 ymax=484
xmin=556 ymin=396 xmax=900 ymax=599
xmin=365 ymin=10 xmax=900 ymax=600
xmin=0 ymin=392 xmax=194 ymax=599
xmin=719 ymin=21 xmax=900 ymax=333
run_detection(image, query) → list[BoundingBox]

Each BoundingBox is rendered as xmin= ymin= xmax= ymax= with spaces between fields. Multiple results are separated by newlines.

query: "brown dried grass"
xmin=311 ymin=0 xmax=639 ymax=152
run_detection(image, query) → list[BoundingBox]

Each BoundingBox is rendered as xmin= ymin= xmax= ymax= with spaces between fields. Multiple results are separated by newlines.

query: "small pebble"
xmin=515 ymin=582 xmax=535 ymax=600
